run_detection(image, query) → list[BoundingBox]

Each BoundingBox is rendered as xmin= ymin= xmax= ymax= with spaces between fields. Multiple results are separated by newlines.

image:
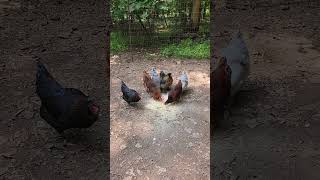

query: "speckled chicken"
xmin=165 ymin=80 xmax=182 ymax=104
xmin=178 ymin=71 xmax=188 ymax=91
xmin=149 ymin=67 xmax=160 ymax=87
xmin=211 ymin=57 xmax=232 ymax=127
xmin=120 ymin=80 xmax=141 ymax=104
xmin=160 ymin=70 xmax=173 ymax=92
xmin=220 ymin=30 xmax=250 ymax=97
xmin=36 ymin=61 xmax=99 ymax=133
xmin=143 ymin=70 xmax=162 ymax=101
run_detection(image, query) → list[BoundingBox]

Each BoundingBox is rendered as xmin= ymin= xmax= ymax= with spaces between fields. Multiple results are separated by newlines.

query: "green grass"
xmin=111 ymin=31 xmax=128 ymax=53
xmin=159 ymin=38 xmax=209 ymax=59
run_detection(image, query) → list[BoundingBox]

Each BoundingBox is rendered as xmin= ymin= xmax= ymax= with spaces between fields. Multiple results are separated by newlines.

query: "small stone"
xmin=120 ymin=144 xmax=127 ymax=150
xmin=136 ymin=169 xmax=142 ymax=175
xmin=279 ymin=119 xmax=286 ymax=124
xmin=156 ymin=166 xmax=167 ymax=174
xmin=184 ymin=128 xmax=192 ymax=133
xmin=245 ymin=119 xmax=258 ymax=128
xmin=192 ymin=133 xmax=200 ymax=138
xmin=125 ymin=168 xmax=135 ymax=176
xmin=55 ymin=154 xmax=65 ymax=159
xmin=304 ymin=122 xmax=310 ymax=128
xmin=135 ymin=143 xmax=142 ymax=148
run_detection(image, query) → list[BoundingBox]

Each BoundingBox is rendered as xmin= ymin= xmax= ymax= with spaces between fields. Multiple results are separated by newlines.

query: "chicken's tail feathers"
xmin=36 ymin=60 xmax=51 ymax=80
xmin=118 ymin=78 xmax=128 ymax=91
xmin=36 ymin=60 xmax=47 ymax=71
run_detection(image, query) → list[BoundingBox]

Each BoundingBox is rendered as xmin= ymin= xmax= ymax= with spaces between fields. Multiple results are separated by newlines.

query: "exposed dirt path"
xmin=212 ymin=3 xmax=320 ymax=180
xmin=0 ymin=0 xmax=110 ymax=179
xmin=110 ymin=53 xmax=210 ymax=179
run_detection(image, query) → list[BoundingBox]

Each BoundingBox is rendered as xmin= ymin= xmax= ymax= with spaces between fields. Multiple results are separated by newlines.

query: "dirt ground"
xmin=0 ymin=0 xmax=110 ymax=179
xmin=110 ymin=52 xmax=210 ymax=179
xmin=211 ymin=3 xmax=320 ymax=180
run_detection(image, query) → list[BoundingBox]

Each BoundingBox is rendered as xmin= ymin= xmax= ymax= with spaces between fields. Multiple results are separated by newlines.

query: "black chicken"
xmin=120 ymin=80 xmax=141 ymax=104
xmin=35 ymin=61 xmax=99 ymax=133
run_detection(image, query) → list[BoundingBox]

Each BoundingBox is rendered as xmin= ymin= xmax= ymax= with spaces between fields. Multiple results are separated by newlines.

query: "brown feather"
xmin=165 ymin=80 xmax=182 ymax=104
xmin=143 ymin=70 xmax=162 ymax=101
xmin=211 ymin=57 xmax=232 ymax=127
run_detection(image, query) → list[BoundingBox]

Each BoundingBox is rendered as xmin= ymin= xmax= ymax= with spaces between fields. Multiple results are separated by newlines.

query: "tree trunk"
xmin=191 ymin=0 xmax=201 ymax=32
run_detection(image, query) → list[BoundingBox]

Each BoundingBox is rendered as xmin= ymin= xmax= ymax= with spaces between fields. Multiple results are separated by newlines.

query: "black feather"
xmin=35 ymin=62 xmax=99 ymax=133
xmin=36 ymin=61 xmax=65 ymax=98
xmin=121 ymin=81 xmax=141 ymax=104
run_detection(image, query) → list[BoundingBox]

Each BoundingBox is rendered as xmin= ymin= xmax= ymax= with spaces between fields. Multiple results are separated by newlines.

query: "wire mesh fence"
xmin=111 ymin=0 xmax=210 ymax=57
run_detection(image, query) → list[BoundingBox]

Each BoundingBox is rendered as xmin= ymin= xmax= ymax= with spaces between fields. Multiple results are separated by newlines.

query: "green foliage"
xmin=112 ymin=0 xmax=209 ymax=34
xmin=111 ymin=0 xmax=128 ymax=21
xmin=160 ymin=38 xmax=209 ymax=59
xmin=111 ymin=31 xmax=128 ymax=53
xmin=112 ymin=0 xmax=174 ymax=23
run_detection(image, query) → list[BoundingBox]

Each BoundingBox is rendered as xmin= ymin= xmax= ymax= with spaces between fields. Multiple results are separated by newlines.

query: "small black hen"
xmin=36 ymin=61 xmax=99 ymax=133
xmin=121 ymin=80 xmax=141 ymax=104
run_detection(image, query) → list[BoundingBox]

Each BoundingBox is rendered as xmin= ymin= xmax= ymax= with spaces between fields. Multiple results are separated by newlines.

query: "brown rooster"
xmin=143 ymin=71 xmax=162 ymax=101
xmin=164 ymin=80 xmax=182 ymax=104
xmin=160 ymin=71 xmax=173 ymax=93
xmin=211 ymin=57 xmax=232 ymax=128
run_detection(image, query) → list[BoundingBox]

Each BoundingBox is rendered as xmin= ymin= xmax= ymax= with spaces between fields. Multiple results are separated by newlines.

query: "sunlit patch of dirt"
xmin=110 ymin=55 xmax=210 ymax=179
